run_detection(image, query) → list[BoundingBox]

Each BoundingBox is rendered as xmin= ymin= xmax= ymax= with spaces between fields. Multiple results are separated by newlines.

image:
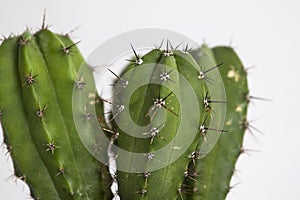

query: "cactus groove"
xmin=0 ymin=29 xmax=109 ymax=200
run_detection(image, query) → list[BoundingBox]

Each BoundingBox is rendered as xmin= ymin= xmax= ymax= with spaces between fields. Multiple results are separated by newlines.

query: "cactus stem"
xmin=62 ymin=41 xmax=81 ymax=55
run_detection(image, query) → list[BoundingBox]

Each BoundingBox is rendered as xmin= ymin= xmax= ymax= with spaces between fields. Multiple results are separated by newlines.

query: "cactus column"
xmin=0 ymin=29 xmax=109 ymax=200
xmin=110 ymin=43 xmax=226 ymax=200
xmin=185 ymin=45 xmax=250 ymax=200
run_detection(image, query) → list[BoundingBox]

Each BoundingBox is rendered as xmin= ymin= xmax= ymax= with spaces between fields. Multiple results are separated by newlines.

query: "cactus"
xmin=107 ymin=41 xmax=249 ymax=200
xmin=181 ymin=45 xmax=249 ymax=199
xmin=0 ymin=24 xmax=251 ymax=199
xmin=0 ymin=28 xmax=110 ymax=199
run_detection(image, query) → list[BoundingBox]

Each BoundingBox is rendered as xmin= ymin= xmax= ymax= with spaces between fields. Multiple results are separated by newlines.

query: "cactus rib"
xmin=186 ymin=45 xmax=249 ymax=200
xmin=0 ymin=29 xmax=109 ymax=200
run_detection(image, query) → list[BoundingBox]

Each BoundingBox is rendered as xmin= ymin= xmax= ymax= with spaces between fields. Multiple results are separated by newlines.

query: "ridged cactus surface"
xmin=113 ymin=47 xmax=204 ymax=199
xmin=0 ymin=24 xmax=251 ymax=200
xmin=109 ymin=42 xmax=247 ymax=200
xmin=183 ymin=45 xmax=249 ymax=199
xmin=0 ymin=29 xmax=109 ymax=200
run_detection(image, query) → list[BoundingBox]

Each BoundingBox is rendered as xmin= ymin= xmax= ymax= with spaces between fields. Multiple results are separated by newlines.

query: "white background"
xmin=0 ymin=0 xmax=299 ymax=199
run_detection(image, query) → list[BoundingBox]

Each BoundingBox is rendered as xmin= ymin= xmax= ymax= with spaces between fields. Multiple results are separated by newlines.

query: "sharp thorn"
xmin=41 ymin=9 xmax=47 ymax=30
xmin=162 ymin=91 xmax=173 ymax=102
xmin=107 ymin=68 xmax=121 ymax=79
xmin=65 ymin=26 xmax=81 ymax=37
xmin=66 ymin=41 xmax=81 ymax=50
xmin=204 ymin=63 xmax=223 ymax=74
xmin=174 ymin=43 xmax=182 ymax=50
xmin=162 ymin=105 xmax=178 ymax=117
xmin=159 ymin=39 xmax=164 ymax=49
xmin=247 ymin=95 xmax=272 ymax=102
xmin=168 ymin=39 xmax=174 ymax=49
xmin=130 ymin=44 xmax=139 ymax=60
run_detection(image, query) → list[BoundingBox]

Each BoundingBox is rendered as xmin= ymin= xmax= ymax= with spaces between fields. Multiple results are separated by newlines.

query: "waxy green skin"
xmin=114 ymin=45 xmax=248 ymax=200
xmin=0 ymin=37 xmax=61 ymax=199
xmin=114 ymin=48 xmax=217 ymax=200
xmin=0 ymin=27 xmax=249 ymax=200
xmin=0 ymin=29 xmax=109 ymax=200
xmin=187 ymin=45 xmax=249 ymax=200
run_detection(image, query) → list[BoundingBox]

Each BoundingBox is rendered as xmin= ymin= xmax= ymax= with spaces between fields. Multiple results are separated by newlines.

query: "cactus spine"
xmin=0 ymin=29 xmax=109 ymax=200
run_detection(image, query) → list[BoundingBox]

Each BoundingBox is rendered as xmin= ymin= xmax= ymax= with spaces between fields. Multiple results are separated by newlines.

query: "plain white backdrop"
xmin=0 ymin=0 xmax=299 ymax=199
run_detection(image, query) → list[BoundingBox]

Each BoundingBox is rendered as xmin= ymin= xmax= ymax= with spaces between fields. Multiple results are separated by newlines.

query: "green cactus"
xmin=0 ymin=24 xmax=251 ymax=200
xmin=181 ymin=45 xmax=249 ymax=199
xmin=108 ymin=42 xmax=233 ymax=200
xmin=0 ymin=29 xmax=110 ymax=200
